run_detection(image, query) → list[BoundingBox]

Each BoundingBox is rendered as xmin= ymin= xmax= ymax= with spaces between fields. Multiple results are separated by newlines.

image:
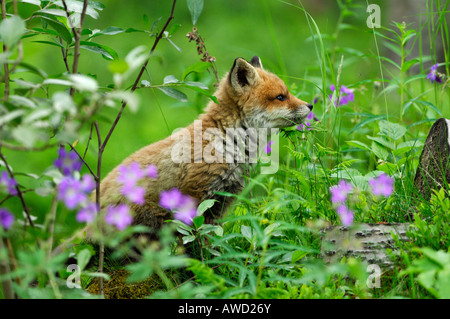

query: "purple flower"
xmin=122 ymin=185 xmax=146 ymax=205
xmin=0 ymin=171 xmax=17 ymax=196
xmin=427 ymin=63 xmax=442 ymax=84
xmin=105 ymin=204 xmax=133 ymax=230
xmin=159 ymin=188 xmax=198 ymax=225
xmin=146 ymin=164 xmax=158 ymax=179
xmin=265 ymin=140 xmax=274 ymax=154
xmin=368 ymin=173 xmax=394 ymax=197
xmin=330 ymin=180 xmax=353 ymax=204
xmin=336 ymin=204 xmax=354 ymax=226
xmin=0 ymin=208 xmax=14 ymax=230
xmin=297 ymin=111 xmax=315 ymax=131
xmin=76 ymin=202 xmax=98 ymax=224
xmin=54 ymin=147 xmax=82 ymax=176
xmin=117 ymin=162 xmax=145 ymax=188
xmin=159 ymin=188 xmax=185 ymax=211
xmin=80 ymin=174 xmax=95 ymax=193
xmin=174 ymin=208 xmax=197 ymax=226
xmin=329 ymin=85 xmax=354 ymax=107
xmin=58 ymin=177 xmax=87 ymax=209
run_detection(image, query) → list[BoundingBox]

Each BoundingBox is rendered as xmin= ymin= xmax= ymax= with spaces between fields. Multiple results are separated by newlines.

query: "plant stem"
xmin=0 ymin=238 xmax=14 ymax=299
xmin=1 ymin=0 xmax=10 ymax=101
xmin=0 ymin=148 xmax=34 ymax=228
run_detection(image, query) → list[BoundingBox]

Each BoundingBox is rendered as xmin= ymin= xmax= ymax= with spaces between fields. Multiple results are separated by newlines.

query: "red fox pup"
xmin=99 ymin=56 xmax=313 ymax=235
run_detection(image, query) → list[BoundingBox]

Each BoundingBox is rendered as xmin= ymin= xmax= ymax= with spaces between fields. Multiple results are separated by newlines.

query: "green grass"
xmin=1 ymin=0 xmax=449 ymax=299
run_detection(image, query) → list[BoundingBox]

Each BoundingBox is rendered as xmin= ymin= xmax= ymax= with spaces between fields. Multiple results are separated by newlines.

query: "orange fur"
xmin=99 ymin=56 xmax=313 ymax=235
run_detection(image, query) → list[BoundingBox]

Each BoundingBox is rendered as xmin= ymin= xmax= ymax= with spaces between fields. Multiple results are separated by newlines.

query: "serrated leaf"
xmin=371 ymin=141 xmax=389 ymax=161
xmin=378 ymin=120 xmax=406 ymax=141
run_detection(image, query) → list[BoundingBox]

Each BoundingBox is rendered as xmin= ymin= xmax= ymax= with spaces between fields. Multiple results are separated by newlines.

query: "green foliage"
xmin=1 ymin=0 xmax=449 ymax=300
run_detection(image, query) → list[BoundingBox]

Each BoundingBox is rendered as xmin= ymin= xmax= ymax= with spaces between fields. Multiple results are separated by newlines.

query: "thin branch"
xmin=83 ymin=122 xmax=94 ymax=160
xmin=61 ymin=0 xmax=89 ymax=95
xmin=0 ymin=141 xmax=58 ymax=152
xmin=0 ymin=148 xmax=34 ymax=228
xmin=1 ymin=0 xmax=10 ymax=101
xmin=93 ymin=121 xmax=105 ymax=297
xmin=100 ymin=0 xmax=177 ymax=151
xmin=67 ymin=143 xmax=97 ymax=181
xmin=59 ymin=37 xmax=71 ymax=73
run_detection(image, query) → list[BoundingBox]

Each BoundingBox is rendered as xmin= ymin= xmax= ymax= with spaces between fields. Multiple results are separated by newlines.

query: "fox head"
xmin=226 ymin=56 xmax=313 ymax=128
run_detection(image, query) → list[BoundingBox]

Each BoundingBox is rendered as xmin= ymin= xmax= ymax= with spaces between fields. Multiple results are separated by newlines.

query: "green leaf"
xmin=12 ymin=125 xmax=42 ymax=148
xmin=53 ymin=1 xmax=100 ymax=19
xmin=345 ymin=140 xmax=370 ymax=151
xmin=349 ymin=114 xmax=387 ymax=134
xmin=76 ymin=249 xmax=92 ymax=271
xmin=193 ymin=216 xmax=204 ymax=229
xmin=0 ymin=15 xmax=26 ymax=48
xmin=401 ymin=58 xmax=420 ymax=73
xmin=183 ymin=235 xmax=196 ymax=245
xmin=0 ymin=109 xmax=25 ymax=126
xmin=36 ymin=15 xmax=72 ymax=44
xmin=376 ymin=162 xmax=397 ymax=174
xmin=68 ymin=74 xmax=98 ymax=92
xmin=79 ymin=41 xmax=118 ymax=60
xmin=371 ymin=141 xmax=389 ymax=161
xmin=88 ymin=26 xmax=125 ymax=38
xmin=214 ymin=225 xmax=223 ymax=237
xmin=158 ymin=87 xmax=188 ymax=102
xmin=367 ymin=135 xmax=395 ymax=149
xmin=182 ymin=61 xmax=211 ymax=80
xmin=187 ymin=0 xmax=204 ymax=25
xmin=378 ymin=120 xmax=407 ymax=141
xmin=241 ymin=225 xmax=252 ymax=242
xmin=197 ymin=199 xmax=217 ymax=216
xmin=291 ymin=250 xmax=309 ymax=263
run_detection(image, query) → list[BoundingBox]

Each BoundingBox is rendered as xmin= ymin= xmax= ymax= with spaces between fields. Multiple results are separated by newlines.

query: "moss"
xmin=87 ymin=269 xmax=165 ymax=299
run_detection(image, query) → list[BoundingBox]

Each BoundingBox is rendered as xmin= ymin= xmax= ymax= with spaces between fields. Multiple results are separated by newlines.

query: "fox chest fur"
xmin=99 ymin=56 xmax=313 ymax=234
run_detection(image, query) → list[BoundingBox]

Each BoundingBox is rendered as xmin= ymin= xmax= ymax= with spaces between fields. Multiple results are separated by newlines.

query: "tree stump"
xmin=413 ymin=118 xmax=450 ymax=200
xmin=322 ymin=118 xmax=450 ymax=266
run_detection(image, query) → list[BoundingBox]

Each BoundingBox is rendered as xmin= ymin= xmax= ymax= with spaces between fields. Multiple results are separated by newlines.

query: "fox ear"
xmin=250 ymin=56 xmax=263 ymax=69
xmin=229 ymin=57 xmax=260 ymax=94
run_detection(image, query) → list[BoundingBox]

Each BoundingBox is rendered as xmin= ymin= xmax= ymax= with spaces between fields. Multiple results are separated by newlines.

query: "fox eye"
xmin=276 ymin=94 xmax=286 ymax=101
